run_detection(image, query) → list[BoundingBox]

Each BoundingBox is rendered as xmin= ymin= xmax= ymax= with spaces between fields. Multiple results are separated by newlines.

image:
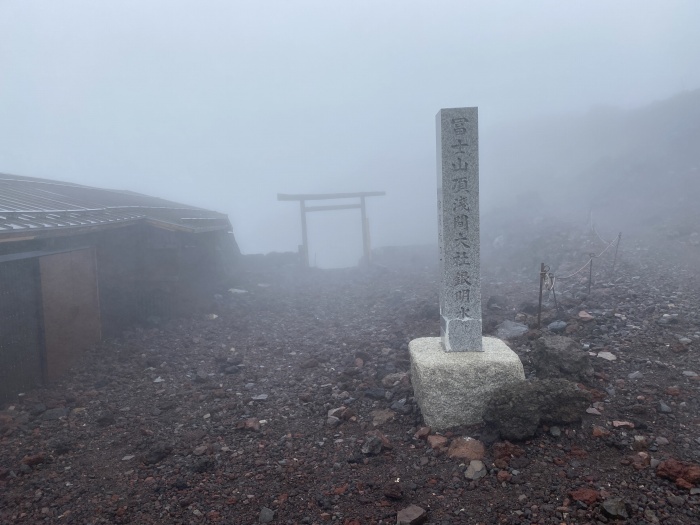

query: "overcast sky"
xmin=1 ymin=1 xmax=699 ymax=266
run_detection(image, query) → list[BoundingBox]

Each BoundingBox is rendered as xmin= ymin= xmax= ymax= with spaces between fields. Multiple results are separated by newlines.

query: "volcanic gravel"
xmin=1 ymin=233 xmax=700 ymax=525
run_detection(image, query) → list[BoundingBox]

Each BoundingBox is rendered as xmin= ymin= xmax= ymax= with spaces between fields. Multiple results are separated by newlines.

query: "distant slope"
xmin=483 ymin=88 xmax=700 ymax=235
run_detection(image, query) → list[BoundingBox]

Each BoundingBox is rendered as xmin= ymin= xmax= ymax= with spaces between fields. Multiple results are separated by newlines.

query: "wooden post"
xmin=588 ymin=253 xmax=595 ymax=295
xmin=360 ymin=196 xmax=370 ymax=265
xmin=299 ymin=200 xmax=309 ymax=267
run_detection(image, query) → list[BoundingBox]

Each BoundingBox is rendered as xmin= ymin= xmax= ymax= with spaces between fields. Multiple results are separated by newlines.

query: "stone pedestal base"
xmin=409 ymin=336 xmax=525 ymax=430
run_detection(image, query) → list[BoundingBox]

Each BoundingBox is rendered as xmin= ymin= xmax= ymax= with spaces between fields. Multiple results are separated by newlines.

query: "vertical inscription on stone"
xmin=436 ymin=107 xmax=482 ymax=352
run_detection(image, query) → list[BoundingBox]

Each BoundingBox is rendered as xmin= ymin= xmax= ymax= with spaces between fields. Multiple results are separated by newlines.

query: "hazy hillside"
xmin=483 ymin=88 xmax=700 ymax=236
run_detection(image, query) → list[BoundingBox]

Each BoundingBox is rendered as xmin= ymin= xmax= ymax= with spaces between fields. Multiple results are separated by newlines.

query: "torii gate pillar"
xmin=278 ymin=191 xmax=386 ymax=267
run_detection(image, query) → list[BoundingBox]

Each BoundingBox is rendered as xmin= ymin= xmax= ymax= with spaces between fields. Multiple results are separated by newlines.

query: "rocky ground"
xmin=1 ymin=229 xmax=699 ymax=525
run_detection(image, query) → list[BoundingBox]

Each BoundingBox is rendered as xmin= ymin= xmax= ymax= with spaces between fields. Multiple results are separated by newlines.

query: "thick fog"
xmin=1 ymin=1 xmax=699 ymax=267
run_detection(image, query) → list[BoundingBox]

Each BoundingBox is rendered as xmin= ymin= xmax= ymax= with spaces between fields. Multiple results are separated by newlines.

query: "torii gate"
xmin=277 ymin=191 xmax=386 ymax=267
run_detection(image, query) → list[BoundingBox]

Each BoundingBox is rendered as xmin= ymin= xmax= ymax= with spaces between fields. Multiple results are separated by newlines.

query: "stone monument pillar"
xmin=437 ymin=108 xmax=482 ymax=352
xmin=409 ymin=107 xmax=525 ymax=430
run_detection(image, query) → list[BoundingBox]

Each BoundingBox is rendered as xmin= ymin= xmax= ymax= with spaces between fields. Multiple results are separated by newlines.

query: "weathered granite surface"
xmin=410 ymin=336 xmax=525 ymax=430
xmin=436 ymin=107 xmax=482 ymax=351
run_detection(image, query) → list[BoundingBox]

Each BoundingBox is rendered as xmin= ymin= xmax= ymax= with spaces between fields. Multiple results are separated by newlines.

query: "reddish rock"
xmin=447 ymin=437 xmax=485 ymax=461
xmin=570 ymin=446 xmax=588 ymax=458
xmin=236 ymin=418 xmax=261 ymax=432
xmin=21 ymin=453 xmax=46 ymax=466
xmin=427 ymin=435 xmax=448 ymax=451
xmin=382 ymin=481 xmax=403 ymax=500
xmin=612 ymin=420 xmax=634 ymax=429
xmin=656 ymin=458 xmax=700 ymax=486
xmin=492 ymin=441 xmax=524 ymax=462
xmin=569 ymin=487 xmax=599 ymax=505
xmin=496 ymin=470 xmax=512 ymax=482
xmin=366 ymin=429 xmax=392 ymax=449
xmin=657 ymin=459 xmax=687 ymax=481
xmin=414 ymin=426 xmax=431 ymax=440
xmin=631 ymin=452 xmax=650 ymax=470
xmin=685 ymin=465 xmax=700 ymax=483
xmin=666 ymin=386 xmax=682 ymax=396
xmin=396 ymin=504 xmax=427 ymax=525
xmin=592 ymin=425 xmax=610 ymax=438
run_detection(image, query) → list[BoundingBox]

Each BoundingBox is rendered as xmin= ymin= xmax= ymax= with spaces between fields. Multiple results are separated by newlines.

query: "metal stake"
xmin=611 ymin=232 xmax=622 ymax=279
xmin=537 ymin=262 xmax=545 ymax=328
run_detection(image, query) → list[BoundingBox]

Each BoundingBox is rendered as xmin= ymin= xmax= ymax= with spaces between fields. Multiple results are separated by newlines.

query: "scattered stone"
xmin=549 ymin=426 xmax=561 ymax=437
xmin=361 ymin=436 xmax=383 ymax=456
xmin=597 ymin=351 xmax=617 ymax=361
xmin=612 ymin=420 xmax=634 ymax=429
xmin=656 ymin=458 xmax=700 ymax=487
xmin=141 ymin=443 xmax=172 ymax=465
xmin=586 ymin=407 xmax=602 ymax=415
xmin=259 ymin=506 xmax=275 ymax=523
xmin=464 ymin=460 xmax=486 ymax=480
xmin=21 ymin=453 xmax=46 ymax=466
xmin=497 ymin=470 xmax=512 ymax=482
xmin=628 ymin=371 xmax=643 ymax=380
xmin=447 ymin=437 xmax=485 ymax=461
xmin=492 ymin=441 xmax=525 ymax=469
xmin=591 ymin=425 xmax=610 ymax=438
xmin=382 ymin=481 xmax=404 ymax=500
xmin=194 ymin=370 xmax=209 ymax=383
xmin=578 ymin=311 xmax=595 ymax=322
xmin=299 ymin=358 xmax=318 ymax=369
xmin=487 ymin=295 xmax=507 ymax=310
xmin=42 ymin=407 xmax=68 ymax=420
xmin=632 ymin=436 xmax=649 ymax=450
xmin=95 ymin=411 xmax=116 ymax=426
xmin=569 ymin=487 xmax=599 ymax=505
xmin=682 ymin=371 xmax=698 ymax=378
xmin=601 ymin=498 xmax=629 ymax=519
xmin=426 ymin=435 xmax=448 ymax=451
xmin=381 ymin=372 xmax=408 ymax=388
xmin=236 ymin=418 xmax=261 ymax=432
xmin=396 ymin=504 xmax=427 ymax=525
xmin=364 ymin=388 xmax=386 ymax=400
xmin=658 ymin=401 xmax=672 ymax=413
xmin=631 ymin=452 xmax=650 ymax=470
xmin=370 ymin=409 xmax=395 ymax=427
xmin=547 ymin=320 xmax=568 ymax=333
xmin=251 ymin=394 xmax=268 ymax=401
xmin=414 ymin=427 xmax=431 ymax=440
xmin=495 ymin=320 xmax=528 ymax=339
xmin=390 ymin=398 xmax=412 ymax=415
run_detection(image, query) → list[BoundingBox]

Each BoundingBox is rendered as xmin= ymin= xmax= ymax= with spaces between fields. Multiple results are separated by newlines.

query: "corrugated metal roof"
xmin=0 ymin=174 xmax=231 ymax=239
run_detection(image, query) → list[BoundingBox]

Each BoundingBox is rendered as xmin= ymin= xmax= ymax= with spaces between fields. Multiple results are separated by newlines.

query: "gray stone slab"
xmin=436 ymin=107 xmax=482 ymax=351
xmin=409 ymin=336 xmax=525 ymax=430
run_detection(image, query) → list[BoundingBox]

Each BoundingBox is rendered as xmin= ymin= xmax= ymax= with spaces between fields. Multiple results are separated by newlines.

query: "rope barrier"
xmin=554 ymin=236 xmax=617 ymax=281
xmin=537 ymin=226 xmax=623 ymax=327
xmin=592 ymin=223 xmax=611 ymax=245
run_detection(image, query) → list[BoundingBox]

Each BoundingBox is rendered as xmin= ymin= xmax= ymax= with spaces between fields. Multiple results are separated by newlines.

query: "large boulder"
xmin=531 ymin=335 xmax=593 ymax=382
xmin=483 ymin=378 xmax=591 ymax=440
